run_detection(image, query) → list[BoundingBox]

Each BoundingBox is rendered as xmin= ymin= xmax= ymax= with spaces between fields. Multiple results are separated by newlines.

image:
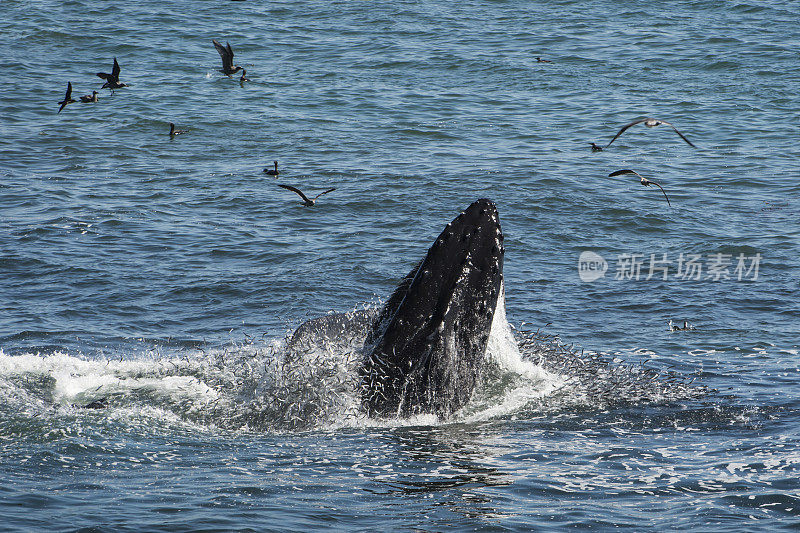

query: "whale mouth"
xmin=360 ymin=199 xmax=505 ymax=418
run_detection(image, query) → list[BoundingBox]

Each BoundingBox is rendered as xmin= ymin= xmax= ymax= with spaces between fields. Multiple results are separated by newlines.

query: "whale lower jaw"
xmin=360 ymin=199 xmax=504 ymax=418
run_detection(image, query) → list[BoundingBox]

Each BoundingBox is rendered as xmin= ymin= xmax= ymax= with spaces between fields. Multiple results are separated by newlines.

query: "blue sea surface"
xmin=1 ymin=0 xmax=799 ymax=530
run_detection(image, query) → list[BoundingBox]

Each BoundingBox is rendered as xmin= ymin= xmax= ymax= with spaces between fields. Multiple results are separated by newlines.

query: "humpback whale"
xmin=292 ymin=199 xmax=504 ymax=419
xmin=359 ymin=199 xmax=504 ymax=417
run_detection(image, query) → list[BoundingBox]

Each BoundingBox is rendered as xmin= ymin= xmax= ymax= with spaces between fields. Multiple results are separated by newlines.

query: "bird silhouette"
xmin=96 ymin=57 xmax=128 ymax=92
xmin=263 ymin=161 xmax=279 ymax=176
xmin=212 ymin=39 xmax=242 ymax=76
xmin=605 ymin=117 xmax=696 ymax=148
xmin=608 ymin=169 xmax=672 ymax=206
xmin=79 ymin=90 xmax=98 ymax=103
xmin=169 ymin=123 xmax=188 ymax=136
xmin=278 ymin=184 xmax=336 ymax=207
xmin=57 ymin=82 xmax=76 ymax=113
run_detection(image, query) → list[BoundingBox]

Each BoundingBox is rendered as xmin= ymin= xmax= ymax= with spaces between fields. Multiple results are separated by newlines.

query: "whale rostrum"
xmin=359 ymin=199 xmax=504 ymax=418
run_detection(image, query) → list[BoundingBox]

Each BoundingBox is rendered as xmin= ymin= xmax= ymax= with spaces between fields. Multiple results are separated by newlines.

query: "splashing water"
xmin=0 ymin=293 xmax=705 ymax=434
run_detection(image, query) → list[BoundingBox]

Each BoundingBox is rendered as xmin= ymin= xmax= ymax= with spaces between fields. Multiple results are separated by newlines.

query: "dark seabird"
xmin=96 ymin=57 xmax=128 ymax=92
xmin=669 ymin=320 xmax=694 ymax=331
xmin=57 ymin=82 xmax=76 ymax=113
xmin=212 ymin=39 xmax=242 ymax=76
xmin=608 ymin=169 xmax=672 ymax=206
xmin=605 ymin=117 xmax=696 ymax=148
xmin=536 ymin=56 xmax=553 ymax=63
xmin=79 ymin=91 xmax=98 ymax=103
xmin=169 ymin=122 xmax=188 ymax=136
xmin=263 ymin=160 xmax=279 ymax=176
xmin=589 ymin=142 xmax=603 ymax=152
xmin=239 ymin=69 xmax=250 ymax=83
xmin=278 ymin=184 xmax=336 ymax=207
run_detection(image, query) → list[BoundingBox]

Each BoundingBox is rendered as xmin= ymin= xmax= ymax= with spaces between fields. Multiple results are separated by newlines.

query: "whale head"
xmin=360 ymin=199 xmax=504 ymax=418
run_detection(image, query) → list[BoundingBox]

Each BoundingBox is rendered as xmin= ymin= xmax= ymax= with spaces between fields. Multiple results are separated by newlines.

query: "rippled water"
xmin=1 ymin=0 xmax=799 ymax=530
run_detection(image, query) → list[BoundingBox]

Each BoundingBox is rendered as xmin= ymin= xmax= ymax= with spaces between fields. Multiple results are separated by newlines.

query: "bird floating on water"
xmin=96 ymin=57 xmax=128 ymax=92
xmin=536 ymin=57 xmax=553 ymax=63
xmin=278 ymin=184 xmax=336 ymax=207
xmin=669 ymin=320 xmax=694 ymax=331
xmin=80 ymin=91 xmax=98 ymax=103
xmin=605 ymin=117 xmax=696 ymax=148
xmin=212 ymin=39 xmax=242 ymax=76
xmin=608 ymin=169 xmax=672 ymax=207
xmin=239 ymin=69 xmax=250 ymax=83
xmin=169 ymin=123 xmax=188 ymax=136
xmin=263 ymin=160 xmax=279 ymax=176
xmin=589 ymin=142 xmax=603 ymax=152
xmin=58 ymin=82 xmax=76 ymax=113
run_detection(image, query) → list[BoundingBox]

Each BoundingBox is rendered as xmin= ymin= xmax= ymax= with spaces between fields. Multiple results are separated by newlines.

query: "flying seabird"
xmin=608 ymin=169 xmax=672 ymax=206
xmin=169 ymin=122 xmax=188 ymax=136
xmin=536 ymin=57 xmax=553 ymax=63
xmin=96 ymin=57 xmax=128 ymax=92
xmin=212 ymin=39 xmax=242 ymax=76
xmin=278 ymin=184 xmax=336 ymax=207
xmin=79 ymin=91 xmax=98 ymax=103
xmin=589 ymin=142 xmax=603 ymax=152
xmin=57 ymin=82 xmax=76 ymax=113
xmin=605 ymin=117 xmax=696 ymax=148
xmin=263 ymin=160 xmax=279 ymax=176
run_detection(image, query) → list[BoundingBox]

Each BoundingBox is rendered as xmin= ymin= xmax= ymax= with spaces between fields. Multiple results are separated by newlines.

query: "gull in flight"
xmin=57 ymin=82 xmax=76 ymax=113
xmin=608 ymin=169 xmax=672 ymax=206
xmin=212 ymin=39 xmax=242 ymax=76
xmin=605 ymin=117 xmax=696 ymax=148
xmin=96 ymin=57 xmax=128 ymax=92
xmin=278 ymin=184 xmax=336 ymax=207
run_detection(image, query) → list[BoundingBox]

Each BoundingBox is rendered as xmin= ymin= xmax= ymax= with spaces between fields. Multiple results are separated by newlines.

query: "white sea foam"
xmin=458 ymin=286 xmax=568 ymax=422
xmin=0 ymin=287 xmax=701 ymax=433
xmin=0 ymin=294 xmax=547 ymax=432
xmin=487 ymin=285 xmax=559 ymax=383
xmin=0 ymin=349 xmax=220 ymax=414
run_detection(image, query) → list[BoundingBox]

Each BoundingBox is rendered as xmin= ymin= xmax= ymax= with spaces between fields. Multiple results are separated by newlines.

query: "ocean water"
xmin=1 ymin=0 xmax=799 ymax=530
